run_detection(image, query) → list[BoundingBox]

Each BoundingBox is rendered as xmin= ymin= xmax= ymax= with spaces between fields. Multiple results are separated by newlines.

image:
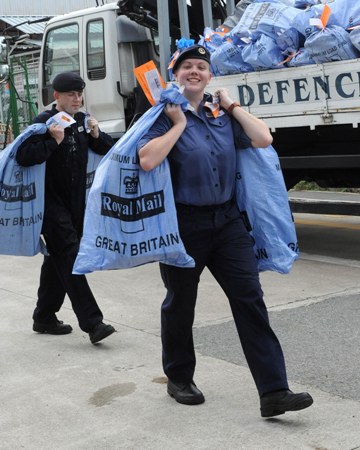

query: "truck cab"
xmin=38 ymin=2 xmax=158 ymax=140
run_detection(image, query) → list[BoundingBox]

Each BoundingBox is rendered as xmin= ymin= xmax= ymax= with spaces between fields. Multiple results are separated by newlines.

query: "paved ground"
xmin=1 ymin=246 xmax=360 ymax=449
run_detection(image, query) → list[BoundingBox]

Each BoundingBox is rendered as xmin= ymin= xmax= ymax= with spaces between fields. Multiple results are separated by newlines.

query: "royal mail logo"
xmin=101 ymin=190 xmax=165 ymax=221
xmin=0 ymin=182 xmax=36 ymax=202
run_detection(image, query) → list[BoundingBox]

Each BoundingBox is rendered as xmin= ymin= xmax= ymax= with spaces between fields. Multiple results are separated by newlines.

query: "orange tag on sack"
xmin=133 ymin=61 xmax=166 ymax=105
xmin=309 ymin=4 xmax=331 ymax=30
xmin=277 ymin=51 xmax=298 ymax=66
xmin=168 ymin=50 xmax=180 ymax=70
xmin=320 ymin=4 xmax=331 ymax=28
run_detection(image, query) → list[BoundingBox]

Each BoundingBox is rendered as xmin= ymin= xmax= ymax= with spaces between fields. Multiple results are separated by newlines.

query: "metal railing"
xmin=156 ymin=0 xmax=235 ymax=81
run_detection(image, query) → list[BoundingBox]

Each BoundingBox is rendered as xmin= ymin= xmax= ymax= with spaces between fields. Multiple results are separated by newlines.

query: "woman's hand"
xmin=215 ymin=88 xmax=273 ymax=148
xmin=214 ymin=88 xmax=234 ymax=111
xmin=164 ymin=103 xmax=187 ymax=126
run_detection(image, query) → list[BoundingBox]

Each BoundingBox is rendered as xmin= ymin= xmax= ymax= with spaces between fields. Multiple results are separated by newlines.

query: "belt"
xmin=175 ymin=199 xmax=234 ymax=213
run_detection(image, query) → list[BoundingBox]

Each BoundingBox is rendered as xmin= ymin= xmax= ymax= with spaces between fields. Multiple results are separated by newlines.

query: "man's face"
xmin=54 ymin=90 xmax=83 ymax=116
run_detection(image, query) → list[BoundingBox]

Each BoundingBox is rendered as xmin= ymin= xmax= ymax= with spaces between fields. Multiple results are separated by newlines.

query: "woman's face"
xmin=174 ymin=58 xmax=212 ymax=94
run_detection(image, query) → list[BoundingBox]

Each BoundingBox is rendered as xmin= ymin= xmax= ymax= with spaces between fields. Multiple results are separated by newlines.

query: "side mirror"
xmin=45 ymin=63 xmax=53 ymax=77
xmin=0 ymin=38 xmax=7 ymax=63
xmin=0 ymin=64 xmax=9 ymax=81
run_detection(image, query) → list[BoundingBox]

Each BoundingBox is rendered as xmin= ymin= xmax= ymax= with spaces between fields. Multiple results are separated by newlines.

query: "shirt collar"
xmin=185 ymin=93 xmax=214 ymax=113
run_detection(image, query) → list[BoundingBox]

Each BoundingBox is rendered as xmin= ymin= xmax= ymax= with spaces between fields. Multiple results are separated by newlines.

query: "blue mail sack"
xmin=73 ymin=87 xmax=195 ymax=274
xmin=0 ymin=124 xmax=47 ymax=256
xmin=235 ymin=145 xmax=298 ymax=274
xmin=0 ymin=120 xmax=103 ymax=257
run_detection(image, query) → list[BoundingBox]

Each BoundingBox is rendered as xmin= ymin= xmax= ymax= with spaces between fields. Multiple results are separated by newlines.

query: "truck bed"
xmin=208 ymin=58 xmax=360 ymax=131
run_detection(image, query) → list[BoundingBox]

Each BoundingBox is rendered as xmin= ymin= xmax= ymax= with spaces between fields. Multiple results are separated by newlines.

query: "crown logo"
xmin=14 ymin=170 xmax=23 ymax=183
xmin=123 ymin=173 xmax=139 ymax=194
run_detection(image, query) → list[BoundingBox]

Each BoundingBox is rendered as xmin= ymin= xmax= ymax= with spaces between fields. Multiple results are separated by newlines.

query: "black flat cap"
xmin=52 ymin=72 xmax=86 ymax=92
xmin=172 ymin=44 xmax=211 ymax=72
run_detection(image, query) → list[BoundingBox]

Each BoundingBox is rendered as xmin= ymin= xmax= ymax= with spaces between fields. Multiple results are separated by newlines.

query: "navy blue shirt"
xmin=138 ymin=95 xmax=251 ymax=206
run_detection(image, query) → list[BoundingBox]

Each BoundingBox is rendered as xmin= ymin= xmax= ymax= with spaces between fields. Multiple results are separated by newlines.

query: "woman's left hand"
xmin=214 ymin=88 xmax=234 ymax=111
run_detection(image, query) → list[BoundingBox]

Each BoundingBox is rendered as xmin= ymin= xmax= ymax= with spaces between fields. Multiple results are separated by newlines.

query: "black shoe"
xmin=260 ymin=389 xmax=313 ymax=417
xmin=89 ymin=322 xmax=116 ymax=344
xmin=33 ymin=319 xmax=73 ymax=335
xmin=167 ymin=379 xmax=205 ymax=405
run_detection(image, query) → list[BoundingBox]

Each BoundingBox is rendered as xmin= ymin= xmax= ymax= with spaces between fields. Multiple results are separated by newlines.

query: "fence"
xmin=0 ymin=50 xmax=40 ymax=142
xmin=0 ymin=122 xmax=12 ymax=148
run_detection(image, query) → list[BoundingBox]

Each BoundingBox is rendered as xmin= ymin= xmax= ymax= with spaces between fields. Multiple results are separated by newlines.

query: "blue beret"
xmin=172 ymin=45 xmax=211 ymax=72
xmin=52 ymin=72 xmax=86 ymax=92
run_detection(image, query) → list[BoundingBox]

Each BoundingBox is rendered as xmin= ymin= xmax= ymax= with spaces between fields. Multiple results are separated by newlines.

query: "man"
xmin=16 ymin=71 xmax=116 ymax=344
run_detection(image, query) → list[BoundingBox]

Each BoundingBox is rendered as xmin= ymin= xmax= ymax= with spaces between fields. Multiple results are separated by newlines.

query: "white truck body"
xmin=38 ymin=2 xmax=360 ymax=132
xmin=209 ymin=59 xmax=360 ymax=131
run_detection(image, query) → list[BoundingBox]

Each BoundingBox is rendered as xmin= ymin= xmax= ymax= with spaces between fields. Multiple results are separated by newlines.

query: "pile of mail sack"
xmin=197 ymin=0 xmax=360 ymax=75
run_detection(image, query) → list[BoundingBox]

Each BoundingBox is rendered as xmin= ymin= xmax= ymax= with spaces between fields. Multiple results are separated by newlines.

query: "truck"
xmin=36 ymin=0 xmax=360 ymax=214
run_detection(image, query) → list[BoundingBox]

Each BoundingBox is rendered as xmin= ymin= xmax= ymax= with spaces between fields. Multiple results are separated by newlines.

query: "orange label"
xmin=168 ymin=50 xmax=180 ymax=70
xmin=133 ymin=61 xmax=166 ymax=106
xmin=277 ymin=51 xmax=298 ymax=66
xmin=204 ymin=101 xmax=220 ymax=118
xmin=320 ymin=4 xmax=331 ymax=29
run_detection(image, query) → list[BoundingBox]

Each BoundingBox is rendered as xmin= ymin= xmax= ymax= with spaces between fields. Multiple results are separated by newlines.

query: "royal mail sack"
xmin=0 ymin=119 xmax=104 ymax=257
xmin=235 ymin=144 xmax=299 ymax=274
xmin=0 ymin=124 xmax=46 ymax=256
xmin=73 ymin=86 xmax=195 ymax=274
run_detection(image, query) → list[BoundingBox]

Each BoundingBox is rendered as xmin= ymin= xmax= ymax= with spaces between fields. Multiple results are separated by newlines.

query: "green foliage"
xmin=292 ymin=181 xmax=325 ymax=191
xmin=292 ymin=181 xmax=360 ymax=193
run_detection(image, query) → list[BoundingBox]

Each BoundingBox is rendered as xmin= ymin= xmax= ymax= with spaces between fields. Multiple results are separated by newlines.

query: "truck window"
xmin=86 ymin=19 xmax=105 ymax=80
xmin=42 ymin=23 xmax=80 ymax=106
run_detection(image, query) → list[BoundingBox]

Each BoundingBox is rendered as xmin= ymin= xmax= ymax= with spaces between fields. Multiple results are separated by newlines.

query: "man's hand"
xmin=87 ymin=116 xmax=100 ymax=139
xmin=49 ymin=123 xmax=65 ymax=145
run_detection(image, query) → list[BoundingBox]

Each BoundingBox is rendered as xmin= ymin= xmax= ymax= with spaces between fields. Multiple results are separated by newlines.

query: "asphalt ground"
xmin=1 ymin=215 xmax=360 ymax=449
xmin=194 ymin=293 xmax=360 ymax=401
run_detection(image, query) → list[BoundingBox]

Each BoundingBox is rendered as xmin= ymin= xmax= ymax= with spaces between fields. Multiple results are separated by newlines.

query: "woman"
xmin=138 ymin=45 xmax=313 ymax=417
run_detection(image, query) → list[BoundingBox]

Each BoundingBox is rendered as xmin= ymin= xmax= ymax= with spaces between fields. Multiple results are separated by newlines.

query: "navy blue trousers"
xmin=33 ymin=214 xmax=103 ymax=332
xmin=159 ymin=200 xmax=289 ymax=397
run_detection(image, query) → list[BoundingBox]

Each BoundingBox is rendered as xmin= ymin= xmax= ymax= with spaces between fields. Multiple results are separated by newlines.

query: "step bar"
xmin=288 ymin=191 xmax=360 ymax=216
